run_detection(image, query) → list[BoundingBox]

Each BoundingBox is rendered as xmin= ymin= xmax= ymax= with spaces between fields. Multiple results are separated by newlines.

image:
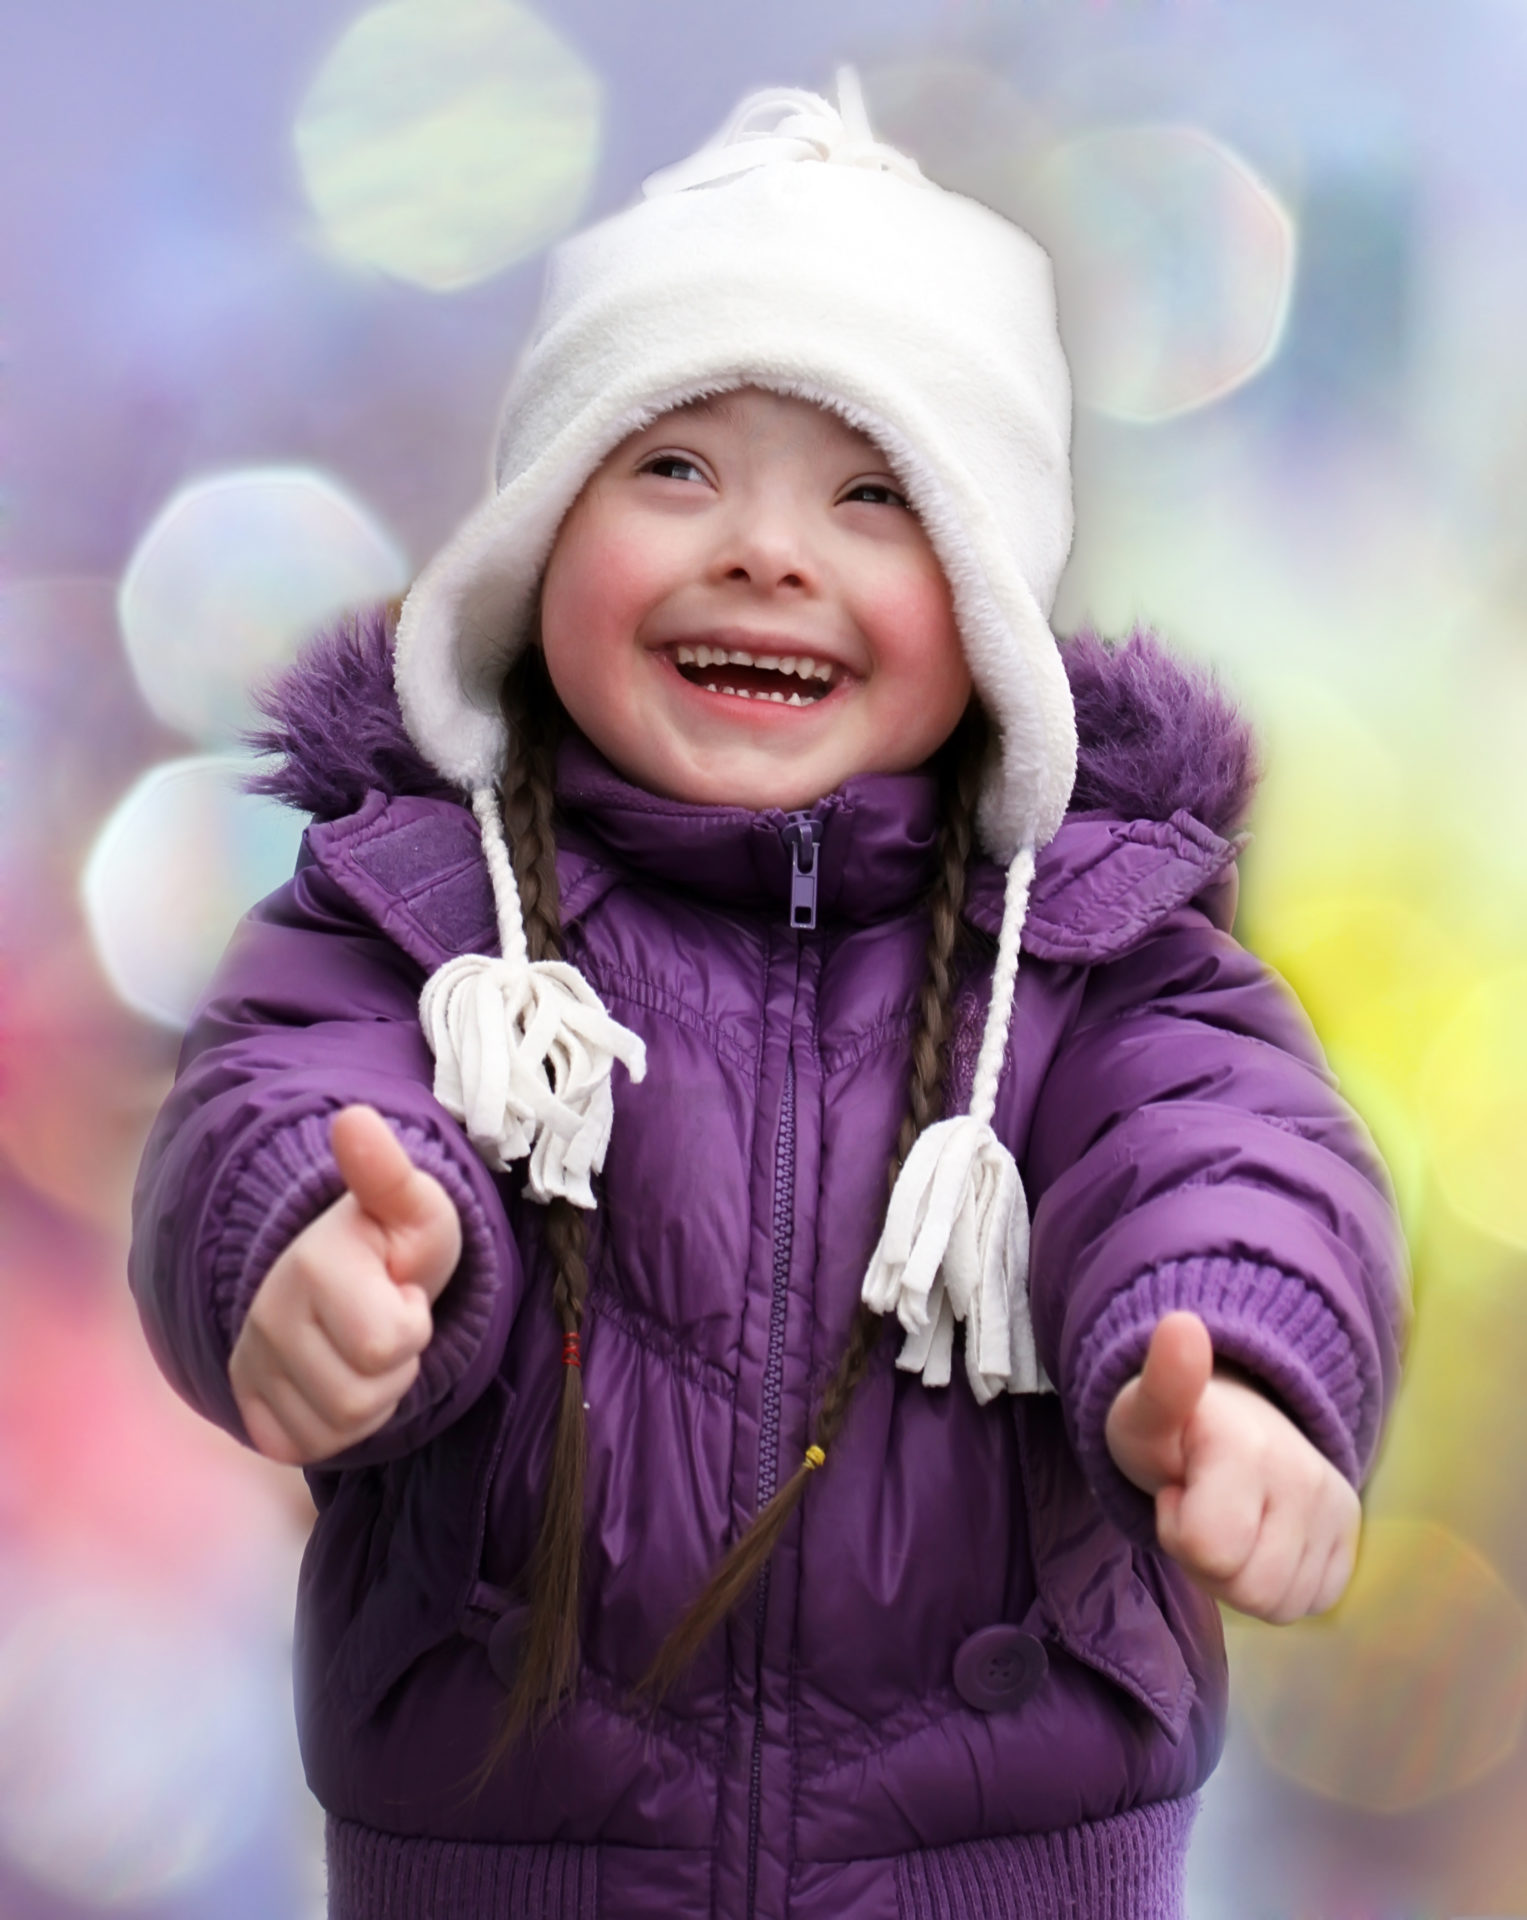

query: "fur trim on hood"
xmin=247 ymin=605 xmax=1259 ymax=837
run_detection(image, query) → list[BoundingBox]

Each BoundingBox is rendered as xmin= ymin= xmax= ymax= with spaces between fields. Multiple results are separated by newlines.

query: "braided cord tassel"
xmin=418 ymin=787 xmax=647 ymax=1207
xmin=860 ymin=845 xmax=1052 ymax=1400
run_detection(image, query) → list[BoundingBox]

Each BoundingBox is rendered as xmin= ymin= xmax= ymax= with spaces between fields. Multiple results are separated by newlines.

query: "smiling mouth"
xmin=669 ymin=642 xmax=840 ymax=706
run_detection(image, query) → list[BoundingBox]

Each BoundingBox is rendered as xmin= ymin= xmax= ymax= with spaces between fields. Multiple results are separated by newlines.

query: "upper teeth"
xmin=674 ymin=644 xmax=834 ymax=682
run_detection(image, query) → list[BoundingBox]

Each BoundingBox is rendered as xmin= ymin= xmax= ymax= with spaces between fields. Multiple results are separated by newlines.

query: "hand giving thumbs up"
xmin=1104 ymin=1310 xmax=1361 ymax=1623
xmin=230 ymin=1105 xmax=462 ymax=1465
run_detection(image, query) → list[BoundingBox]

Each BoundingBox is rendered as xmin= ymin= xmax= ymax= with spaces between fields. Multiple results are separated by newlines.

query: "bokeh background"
xmin=4 ymin=0 xmax=1527 ymax=1913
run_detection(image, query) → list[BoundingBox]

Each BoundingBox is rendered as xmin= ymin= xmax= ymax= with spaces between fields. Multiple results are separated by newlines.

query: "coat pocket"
xmin=1014 ymin=1397 xmax=1219 ymax=1742
xmin=322 ymin=1377 xmax=513 ymax=1728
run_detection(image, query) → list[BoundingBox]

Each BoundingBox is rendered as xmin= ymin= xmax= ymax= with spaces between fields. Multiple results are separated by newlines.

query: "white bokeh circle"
xmin=119 ymin=465 xmax=408 ymax=747
xmin=82 ymin=756 xmax=306 ymax=1029
xmin=1036 ymin=123 xmax=1296 ymax=422
xmin=294 ymin=0 xmax=603 ymax=291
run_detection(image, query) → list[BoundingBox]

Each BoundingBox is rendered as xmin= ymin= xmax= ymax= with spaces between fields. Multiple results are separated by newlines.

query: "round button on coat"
xmin=952 ymin=1625 xmax=1048 ymax=1712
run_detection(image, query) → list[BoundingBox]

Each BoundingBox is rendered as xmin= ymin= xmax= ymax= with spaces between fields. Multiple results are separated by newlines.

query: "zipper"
xmin=743 ymin=818 xmax=815 ymax=1912
xmin=782 ymin=813 xmax=821 ymax=930
xmin=746 ymin=1047 xmax=796 ymax=1919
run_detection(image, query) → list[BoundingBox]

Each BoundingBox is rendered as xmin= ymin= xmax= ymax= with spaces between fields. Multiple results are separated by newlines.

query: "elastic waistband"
xmin=326 ymin=1796 xmax=1196 ymax=1920
xmin=890 ymin=1796 xmax=1196 ymax=1920
xmin=326 ymin=1821 xmax=598 ymax=1920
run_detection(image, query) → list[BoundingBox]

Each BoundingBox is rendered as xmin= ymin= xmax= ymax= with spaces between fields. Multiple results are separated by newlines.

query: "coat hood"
xmin=248 ymin=603 xmax=1259 ymax=837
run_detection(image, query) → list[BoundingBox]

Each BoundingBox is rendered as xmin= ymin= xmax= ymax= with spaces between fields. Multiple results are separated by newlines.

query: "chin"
xmin=672 ymin=763 xmax=842 ymax=814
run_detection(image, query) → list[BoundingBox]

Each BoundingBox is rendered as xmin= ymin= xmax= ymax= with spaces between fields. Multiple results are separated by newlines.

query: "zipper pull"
xmin=782 ymin=814 xmax=821 ymax=930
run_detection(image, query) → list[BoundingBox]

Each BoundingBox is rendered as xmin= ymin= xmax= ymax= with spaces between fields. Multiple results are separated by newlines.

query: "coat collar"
xmin=551 ymin=732 xmax=941 ymax=926
xmin=263 ymin=607 xmax=1257 ymax=969
xmin=305 ymin=740 xmax=1245 ymax=979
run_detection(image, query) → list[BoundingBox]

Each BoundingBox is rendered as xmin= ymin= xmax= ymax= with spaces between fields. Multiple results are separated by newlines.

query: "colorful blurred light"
xmin=118 ymin=466 xmax=408 ymax=747
xmin=1 ymin=577 xmax=176 ymax=860
xmin=81 ymin=755 xmax=305 ymax=1029
xmin=0 ymin=935 xmax=175 ymax=1233
xmin=0 ymin=1583 xmax=280 ymax=1906
xmin=859 ymin=58 xmax=1048 ymax=211
xmin=0 ymin=1257 xmax=312 ymax=1601
xmin=294 ymin=0 xmax=602 ymax=292
xmin=1230 ymin=1516 xmax=1527 ymax=1813
xmin=1035 ymin=123 xmax=1295 ymax=422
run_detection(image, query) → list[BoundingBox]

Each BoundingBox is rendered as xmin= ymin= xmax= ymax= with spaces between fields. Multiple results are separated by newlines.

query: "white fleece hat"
xmin=401 ymin=75 xmax=1074 ymax=1399
xmin=395 ymin=72 xmax=1077 ymax=865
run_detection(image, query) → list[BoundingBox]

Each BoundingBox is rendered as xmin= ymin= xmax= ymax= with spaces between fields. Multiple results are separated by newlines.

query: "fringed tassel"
xmin=861 ymin=1112 xmax=1042 ymax=1402
xmin=859 ymin=844 xmax=1053 ymax=1400
xmin=418 ymin=788 xmax=646 ymax=1207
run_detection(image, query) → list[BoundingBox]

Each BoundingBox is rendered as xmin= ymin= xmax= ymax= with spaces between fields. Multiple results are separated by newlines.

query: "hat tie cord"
xmin=860 ymin=844 xmax=1053 ymax=1402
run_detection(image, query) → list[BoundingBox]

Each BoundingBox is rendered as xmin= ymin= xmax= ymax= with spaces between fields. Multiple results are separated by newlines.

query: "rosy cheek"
xmin=878 ymin=581 xmax=962 ymax=673
xmin=569 ymin=531 xmax=661 ymax=632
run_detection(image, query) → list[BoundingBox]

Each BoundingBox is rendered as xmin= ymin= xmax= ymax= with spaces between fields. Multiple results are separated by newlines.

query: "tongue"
xmin=682 ymin=662 xmax=821 ymax=699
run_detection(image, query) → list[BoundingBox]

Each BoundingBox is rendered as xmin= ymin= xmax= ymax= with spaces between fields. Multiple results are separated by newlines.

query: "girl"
xmin=131 ymin=79 xmax=1406 ymax=1920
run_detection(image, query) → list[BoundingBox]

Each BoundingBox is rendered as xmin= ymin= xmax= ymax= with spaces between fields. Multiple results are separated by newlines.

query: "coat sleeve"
xmin=129 ymin=840 xmax=523 ymax=1466
xmin=1021 ymin=902 xmax=1410 ymax=1541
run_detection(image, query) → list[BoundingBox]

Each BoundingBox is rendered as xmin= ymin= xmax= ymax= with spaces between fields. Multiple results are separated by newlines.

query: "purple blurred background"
xmin=5 ymin=2 xmax=1527 ymax=1913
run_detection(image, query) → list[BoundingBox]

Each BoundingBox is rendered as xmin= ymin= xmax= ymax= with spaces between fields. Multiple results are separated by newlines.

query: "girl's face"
xmin=538 ymin=387 xmax=971 ymax=811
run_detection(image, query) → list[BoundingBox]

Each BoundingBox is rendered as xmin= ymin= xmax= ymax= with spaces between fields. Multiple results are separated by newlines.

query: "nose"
xmin=711 ymin=496 xmax=814 ymax=594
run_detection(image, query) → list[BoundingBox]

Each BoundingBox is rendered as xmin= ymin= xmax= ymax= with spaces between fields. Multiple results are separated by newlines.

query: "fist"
xmin=229 ymin=1105 xmax=462 ymax=1465
xmin=1104 ymin=1311 xmax=1361 ymax=1624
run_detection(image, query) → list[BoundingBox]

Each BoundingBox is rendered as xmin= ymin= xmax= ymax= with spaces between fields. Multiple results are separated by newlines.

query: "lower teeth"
xmin=701 ymin=683 xmax=814 ymax=706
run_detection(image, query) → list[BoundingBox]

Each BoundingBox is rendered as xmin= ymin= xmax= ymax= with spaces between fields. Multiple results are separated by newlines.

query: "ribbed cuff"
xmin=1069 ymin=1256 xmax=1364 ymax=1540
xmin=207 ymin=1106 xmax=502 ymax=1434
xmin=211 ymin=1110 xmax=346 ymax=1344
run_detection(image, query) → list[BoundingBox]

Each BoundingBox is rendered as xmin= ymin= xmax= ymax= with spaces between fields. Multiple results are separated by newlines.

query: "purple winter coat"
xmin=130 ymin=613 xmax=1407 ymax=1920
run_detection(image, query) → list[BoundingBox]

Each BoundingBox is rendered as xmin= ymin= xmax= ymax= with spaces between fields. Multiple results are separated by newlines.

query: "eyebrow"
xmin=665 ymin=390 xmax=744 ymax=425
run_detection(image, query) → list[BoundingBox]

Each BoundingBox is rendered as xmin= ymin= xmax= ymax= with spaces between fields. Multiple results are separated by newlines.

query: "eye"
xmin=641 ymin=453 xmax=708 ymax=484
xmin=840 ymin=480 xmax=911 ymax=510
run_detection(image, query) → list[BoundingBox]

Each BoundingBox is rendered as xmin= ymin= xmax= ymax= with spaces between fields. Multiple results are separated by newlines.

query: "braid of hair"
xmin=481 ymin=648 xmax=592 ymax=1763
xmin=637 ymin=705 xmax=988 ymax=1707
xmin=893 ymin=700 xmax=983 ymax=1180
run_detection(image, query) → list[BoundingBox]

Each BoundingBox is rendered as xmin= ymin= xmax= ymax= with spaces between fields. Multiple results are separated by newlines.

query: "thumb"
xmin=1105 ymin=1310 xmax=1214 ymax=1495
xmin=330 ymin=1104 xmax=462 ymax=1302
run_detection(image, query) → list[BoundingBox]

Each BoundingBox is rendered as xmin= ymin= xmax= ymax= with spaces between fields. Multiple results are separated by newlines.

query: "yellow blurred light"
xmin=294 ymin=0 xmax=602 ymax=291
xmin=1259 ymin=893 xmax=1468 ymax=1086
xmin=1034 ymin=124 xmax=1295 ymax=422
xmin=1419 ymin=969 xmax=1527 ymax=1252
xmin=1250 ymin=890 xmax=1471 ymax=1240
xmin=1231 ymin=1515 xmax=1527 ymax=1812
xmin=1237 ymin=674 xmax=1432 ymax=932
